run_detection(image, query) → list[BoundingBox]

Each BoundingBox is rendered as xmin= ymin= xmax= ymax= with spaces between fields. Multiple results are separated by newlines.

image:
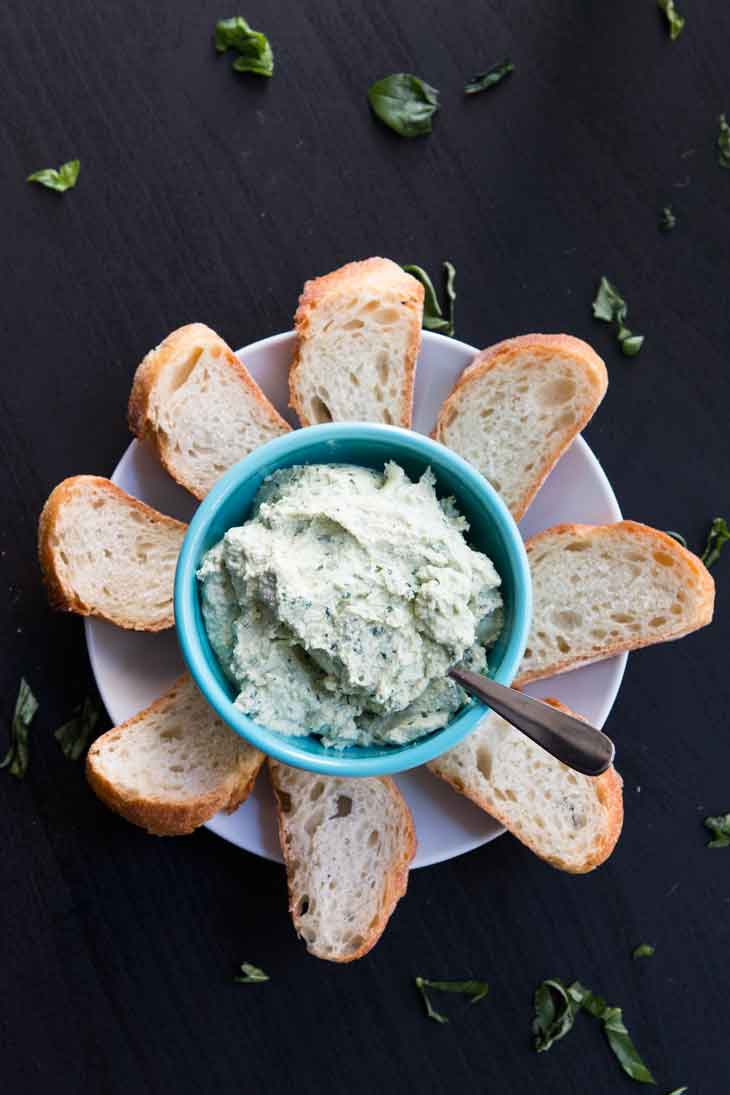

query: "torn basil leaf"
xmin=719 ymin=115 xmax=730 ymax=169
xmin=415 ymin=977 xmax=488 ymax=1023
xmin=632 ymin=943 xmax=655 ymax=959
xmin=234 ymin=962 xmax=269 ymax=983
xmin=533 ymin=979 xmax=581 ymax=1051
xmin=665 ymin=531 xmax=687 ymax=547
xmin=701 ymin=517 xmax=730 ymax=568
xmin=592 ymin=276 xmax=644 ymax=357
xmin=54 ymin=696 xmax=103 ymax=761
xmin=659 ymin=206 xmax=677 ymax=231
xmin=704 ymin=813 xmax=730 ymax=847
xmin=1 ymin=678 xmax=39 ymax=779
xmin=464 ymin=60 xmax=514 ymax=96
xmin=215 ymin=17 xmax=273 ymax=77
xmin=368 ymin=74 xmax=439 ymax=137
xmin=27 ymin=160 xmax=80 ymax=192
xmin=403 ymin=262 xmax=456 ymax=336
xmin=657 ymin=0 xmax=685 ymax=40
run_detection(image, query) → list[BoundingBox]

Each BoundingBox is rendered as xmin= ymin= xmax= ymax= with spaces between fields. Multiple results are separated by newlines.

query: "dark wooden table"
xmin=2 ymin=2 xmax=728 ymax=1092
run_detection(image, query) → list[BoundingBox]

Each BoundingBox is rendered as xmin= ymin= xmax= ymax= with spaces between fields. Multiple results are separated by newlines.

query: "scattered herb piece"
xmin=464 ymin=59 xmax=514 ymax=96
xmin=403 ymin=262 xmax=456 ymax=336
xmin=659 ymin=206 xmax=677 ymax=232
xmin=665 ymin=531 xmax=687 ymax=547
xmin=234 ymin=962 xmax=269 ymax=983
xmin=632 ymin=943 xmax=655 ymax=959
xmin=718 ymin=115 xmax=730 ymax=169
xmin=368 ymin=74 xmax=439 ymax=137
xmin=27 ymin=160 xmax=80 ymax=192
xmin=592 ymin=276 xmax=644 ymax=357
xmin=700 ymin=517 xmax=730 ymax=568
xmin=415 ymin=977 xmax=488 ymax=1023
xmin=704 ymin=813 xmax=730 ymax=848
xmin=665 ymin=1088 xmax=688 ymax=1094
xmin=1 ymin=678 xmax=39 ymax=780
xmin=54 ymin=696 xmax=103 ymax=761
xmin=533 ymin=979 xmax=655 ymax=1084
xmin=215 ymin=17 xmax=273 ymax=77
xmin=657 ymin=0 xmax=685 ymax=40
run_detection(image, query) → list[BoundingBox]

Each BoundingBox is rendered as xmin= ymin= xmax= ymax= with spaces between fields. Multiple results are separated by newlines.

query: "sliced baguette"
xmin=435 ymin=334 xmax=608 ymax=520
xmin=86 ymin=674 xmax=264 ymax=836
xmin=516 ymin=521 xmax=715 ymax=686
xmin=38 ymin=475 xmax=186 ymax=630
xmin=269 ymin=759 xmax=416 ymax=962
xmin=289 ymin=257 xmax=424 ymax=428
xmin=429 ymin=699 xmax=623 ymax=873
xmin=129 ymin=323 xmax=290 ymax=500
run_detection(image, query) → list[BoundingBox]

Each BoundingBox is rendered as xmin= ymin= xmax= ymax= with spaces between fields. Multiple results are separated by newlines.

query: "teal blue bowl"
xmin=174 ymin=423 xmax=531 ymax=777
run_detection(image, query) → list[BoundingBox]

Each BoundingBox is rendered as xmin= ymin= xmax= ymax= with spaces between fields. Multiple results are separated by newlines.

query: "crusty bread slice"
xmin=289 ymin=257 xmax=424 ymax=428
xmin=516 ymin=521 xmax=715 ymax=685
xmin=86 ymin=674 xmax=264 ymax=836
xmin=429 ymin=699 xmax=623 ymax=873
xmin=129 ymin=323 xmax=290 ymax=500
xmin=434 ymin=334 xmax=608 ymax=520
xmin=269 ymin=759 xmax=416 ymax=962
xmin=39 ymin=475 xmax=186 ymax=631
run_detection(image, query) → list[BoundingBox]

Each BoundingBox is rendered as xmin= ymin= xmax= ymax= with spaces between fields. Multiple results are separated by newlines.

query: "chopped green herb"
xmin=719 ymin=115 xmax=730 ymax=169
xmin=701 ymin=517 xmax=730 ymax=568
xmin=592 ymin=276 xmax=644 ymax=357
xmin=234 ymin=962 xmax=269 ymax=983
xmin=464 ymin=60 xmax=514 ymax=96
xmin=54 ymin=696 xmax=103 ymax=761
xmin=533 ymin=978 xmax=655 ymax=1084
xmin=1 ymin=678 xmax=39 ymax=779
xmin=27 ymin=160 xmax=80 ymax=192
xmin=215 ymin=17 xmax=273 ymax=77
xmin=415 ymin=977 xmax=488 ymax=1023
xmin=632 ymin=943 xmax=655 ymax=959
xmin=665 ymin=531 xmax=687 ymax=547
xmin=657 ymin=0 xmax=685 ymax=40
xmin=665 ymin=1088 xmax=688 ymax=1094
xmin=403 ymin=262 xmax=456 ymax=336
xmin=704 ymin=813 xmax=730 ymax=847
xmin=368 ymin=74 xmax=439 ymax=137
xmin=659 ymin=206 xmax=677 ymax=231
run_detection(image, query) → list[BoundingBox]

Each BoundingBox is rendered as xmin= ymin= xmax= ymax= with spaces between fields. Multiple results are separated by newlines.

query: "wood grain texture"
xmin=1 ymin=1 xmax=729 ymax=1092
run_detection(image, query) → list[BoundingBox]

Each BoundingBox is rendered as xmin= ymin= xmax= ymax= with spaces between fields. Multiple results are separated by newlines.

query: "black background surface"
xmin=1 ymin=2 xmax=728 ymax=1093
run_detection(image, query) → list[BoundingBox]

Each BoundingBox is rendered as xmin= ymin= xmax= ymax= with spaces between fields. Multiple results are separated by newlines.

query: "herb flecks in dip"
xmin=197 ymin=463 xmax=503 ymax=747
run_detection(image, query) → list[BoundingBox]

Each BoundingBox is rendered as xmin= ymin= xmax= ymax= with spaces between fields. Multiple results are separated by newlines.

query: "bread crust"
xmin=435 ymin=333 xmax=608 ymax=521
xmin=515 ymin=521 xmax=716 ymax=686
xmin=38 ymin=475 xmax=187 ymax=631
xmin=268 ymin=758 xmax=416 ymax=962
xmin=86 ymin=674 xmax=265 ymax=836
xmin=128 ymin=323 xmax=290 ymax=501
xmin=429 ymin=698 xmax=623 ymax=873
xmin=288 ymin=257 xmax=424 ymax=429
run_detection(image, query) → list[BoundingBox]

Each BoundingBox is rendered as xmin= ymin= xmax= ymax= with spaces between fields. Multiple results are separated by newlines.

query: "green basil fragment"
xmin=719 ymin=115 xmax=730 ymax=169
xmin=704 ymin=813 xmax=730 ymax=847
xmin=27 ymin=160 xmax=80 ymax=192
xmin=665 ymin=531 xmax=687 ymax=548
xmin=665 ymin=1087 xmax=688 ymax=1094
xmin=215 ymin=17 xmax=273 ymax=77
xmin=234 ymin=962 xmax=269 ymax=983
xmin=701 ymin=517 xmax=730 ymax=568
xmin=659 ymin=206 xmax=677 ymax=231
xmin=592 ymin=276 xmax=644 ymax=357
xmin=54 ymin=696 xmax=103 ymax=761
xmin=415 ymin=976 xmax=488 ymax=1023
xmin=632 ymin=943 xmax=655 ymax=959
xmin=403 ymin=262 xmax=456 ymax=336
xmin=657 ymin=0 xmax=685 ymax=40
xmin=1 ymin=678 xmax=39 ymax=779
xmin=464 ymin=60 xmax=514 ymax=96
xmin=533 ymin=978 xmax=655 ymax=1084
xmin=368 ymin=74 xmax=439 ymax=137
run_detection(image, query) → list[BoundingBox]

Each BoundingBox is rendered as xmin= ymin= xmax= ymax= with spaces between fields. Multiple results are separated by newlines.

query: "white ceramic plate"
xmin=86 ymin=330 xmax=626 ymax=868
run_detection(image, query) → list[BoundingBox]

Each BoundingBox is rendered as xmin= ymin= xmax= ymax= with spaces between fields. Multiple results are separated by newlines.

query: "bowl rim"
xmin=174 ymin=421 xmax=532 ymax=776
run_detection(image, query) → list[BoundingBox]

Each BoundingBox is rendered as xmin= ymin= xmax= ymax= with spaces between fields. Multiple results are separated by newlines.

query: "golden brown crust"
xmin=85 ymin=674 xmax=265 ymax=836
xmin=435 ymin=333 xmax=608 ymax=521
xmin=268 ymin=759 xmax=416 ymax=962
xmin=288 ymin=257 xmax=424 ymax=429
xmin=514 ymin=521 xmax=716 ymax=686
xmin=38 ymin=475 xmax=187 ymax=630
xmin=128 ymin=323 xmax=290 ymax=501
